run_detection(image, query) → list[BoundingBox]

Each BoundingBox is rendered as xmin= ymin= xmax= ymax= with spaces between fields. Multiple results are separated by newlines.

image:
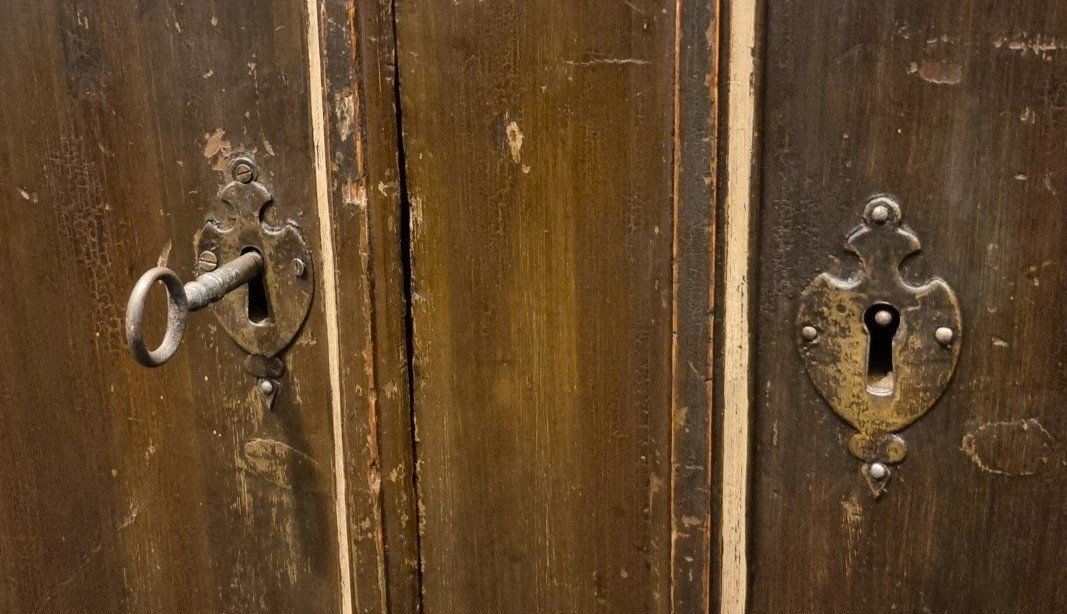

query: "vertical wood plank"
xmin=394 ymin=0 xmax=718 ymax=611
xmin=0 ymin=1 xmax=383 ymax=610
xmin=315 ymin=0 xmax=421 ymax=611
xmin=752 ymin=1 xmax=1067 ymax=611
xmin=671 ymin=0 xmax=720 ymax=611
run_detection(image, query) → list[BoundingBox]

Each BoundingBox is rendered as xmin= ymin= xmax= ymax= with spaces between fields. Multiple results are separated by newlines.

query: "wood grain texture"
xmin=0 ymin=2 xmax=347 ymax=611
xmin=718 ymin=0 xmax=760 ymax=611
xmin=671 ymin=0 xmax=719 ymax=611
xmin=394 ymin=0 xmax=717 ymax=611
xmin=752 ymin=1 xmax=1067 ymax=611
xmin=315 ymin=0 xmax=421 ymax=611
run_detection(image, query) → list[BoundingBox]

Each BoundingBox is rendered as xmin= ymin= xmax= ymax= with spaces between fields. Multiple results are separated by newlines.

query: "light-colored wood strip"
xmin=304 ymin=0 xmax=354 ymax=612
xmin=721 ymin=0 xmax=759 ymax=611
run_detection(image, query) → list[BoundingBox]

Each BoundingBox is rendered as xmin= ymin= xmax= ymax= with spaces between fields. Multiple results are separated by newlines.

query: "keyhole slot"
xmin=242 ymin=246 xmax=271 ymax=325
xmin=863 ymin=303 xmax=900 ymax=396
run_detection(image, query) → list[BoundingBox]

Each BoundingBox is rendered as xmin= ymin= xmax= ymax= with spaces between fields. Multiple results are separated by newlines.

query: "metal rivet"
xmin=870 ymin=204 xmax=889 ymax=223
xmin=801 ymin=325 xmax=818 ymax=341
xmin=874 ymin=309 xmax=893 ymax=327
xmin=292 ymin=258 xmax=306 ymax=278
xmin=197 ymin=250 xmax=218 ymax=272
xmin=935 ymin=326 xmax=954 ymax=346
xmin=869 ymin=462 xmax=888 ymax=480
xmin=258 ymin=379 xmax=275 ymax=396
xmin=232 ymin=159 xmax=255 ymax=184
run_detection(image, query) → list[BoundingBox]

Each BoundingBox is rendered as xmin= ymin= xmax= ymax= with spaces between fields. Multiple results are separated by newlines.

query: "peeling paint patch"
xmin=680 ymin=515 xmax=702 ymax=528
xmin=202 ymin=128 xmax=232 ymax=172
xmin=377 ymin=180 xmax=397 ymax=196
xmin=962 ymin=419 xmax=1054 ymax=476
xmin=409 ymin=194 xmax=424 ymax=240
xmin=564 ymin=57 xmax=650 ymax=67
xmin=342 ymin=179 xmax=366 ymax=209
xmin=117 ymin=504 xmax=139 ymax=530
xmin=505 ymin=120 xmax=524 ymax=164
xmin=993 ymin=33 xmax=1063 ymax=59
xmin=335 ymin=91 xmax=355 ymax=142
xmin=916 ymin=58 xmax=962 ymax=84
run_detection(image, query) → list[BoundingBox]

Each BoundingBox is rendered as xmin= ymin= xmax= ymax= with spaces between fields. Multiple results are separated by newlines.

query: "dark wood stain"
xmin=672 ymin=0 xmax=719 ymax=611
xmin=393 ymin=0 xmax=717 ymax=611
xmin=0 ymin=1 xmax=347 ymax=611
xmin=753 ymin=1 xmax=1067 ymax=611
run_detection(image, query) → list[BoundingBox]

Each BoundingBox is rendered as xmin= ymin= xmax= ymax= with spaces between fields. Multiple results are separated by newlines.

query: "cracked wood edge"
xmin=307 ymin=1 xmax=420 ymax=611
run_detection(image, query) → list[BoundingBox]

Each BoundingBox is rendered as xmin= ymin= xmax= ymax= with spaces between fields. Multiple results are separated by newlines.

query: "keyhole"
xmin=242 ymin=246 xmax=271 ymax=324
xmin=863 ymin=303 xmax=899 ymax=396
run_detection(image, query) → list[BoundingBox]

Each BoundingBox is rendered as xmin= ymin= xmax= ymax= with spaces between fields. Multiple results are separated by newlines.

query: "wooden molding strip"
xmin=304 ymin=1 xmax=355 ymax=612
xmin=721 ymin=0 xmax=759 ymax=611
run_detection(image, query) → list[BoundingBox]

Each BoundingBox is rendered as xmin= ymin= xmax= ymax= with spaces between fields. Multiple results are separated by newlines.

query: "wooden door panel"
xmin=752 ymin=1 xmax=1067 ymax=611
xmin=394 ymin=0 xmax=717 ymax=611
xmin=0 ymin=2 xmax=370 ymax=611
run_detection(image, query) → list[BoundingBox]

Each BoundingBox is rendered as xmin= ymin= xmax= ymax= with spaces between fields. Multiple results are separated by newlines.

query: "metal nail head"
xmin=874 ymin=309 xmax=893 ymax=327
xmin=258 ymin=379 xmax=275 ymax=396
xmin=801 ymin=325 xmax=818 ymax=341
xmin=869 ymin=462 xmax=888 ymax=480
xmin=935 ymin=326 xmax=954 ymax=346
xmin=292 ymin=258 xmax=306 ymax=278
xmin=870 ymin=204 xmax=890 ymax=223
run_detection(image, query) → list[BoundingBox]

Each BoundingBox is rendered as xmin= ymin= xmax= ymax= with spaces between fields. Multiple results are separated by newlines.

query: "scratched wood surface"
xmin=0 ymin=2 xmax=355 ymax=611
xmin=394 ymin=0 xmax=717 ymax=611
xmin=317 ymin=0 xmax=421 ymax=611
xmin=752 ymin=1 xmax=1067 ymax=611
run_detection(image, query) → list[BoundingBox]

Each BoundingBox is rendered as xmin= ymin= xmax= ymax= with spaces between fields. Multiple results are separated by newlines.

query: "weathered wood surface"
xmin=393 ymin=0 xmax=717 ymax=611
xmin=0 ymin=2 xmax=353 ymax=611
xmin=752 ymin=1 xmax=1067 ymax=611
xmin=316 ymin=0 xmax=421 ymax=611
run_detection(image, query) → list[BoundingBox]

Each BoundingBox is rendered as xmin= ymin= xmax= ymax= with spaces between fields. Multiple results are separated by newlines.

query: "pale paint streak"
xmin=721 ymin=0 xmax=758 ymax=611
xmin=304 ymin=0 xmax=354 ymax=612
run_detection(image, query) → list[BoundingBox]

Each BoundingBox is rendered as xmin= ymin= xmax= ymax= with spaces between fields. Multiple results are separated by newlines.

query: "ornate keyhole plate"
xmin=796 ymin=195 xmax=962 ymax=492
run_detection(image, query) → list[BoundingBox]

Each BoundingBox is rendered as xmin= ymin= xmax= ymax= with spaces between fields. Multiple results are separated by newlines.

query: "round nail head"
xmin=871 ymin=204 xmax=890 ymax=223
xmin=259 ymin=380 xmax=275 ymax=396
xmin=935 ymin=326 xmax=954 ymax=346
xmin=801 ymin=325 xmax=818 ymax=341
xmin=292 ymin=258 xmax=306 ymax=278
xmin=874 ymin=310 xmax=893 ymax=327
xmin=869 ymin=462 xmax=888 ymax=480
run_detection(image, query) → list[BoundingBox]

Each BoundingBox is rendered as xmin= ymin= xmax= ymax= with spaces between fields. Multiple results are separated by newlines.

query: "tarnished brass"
xmin=125 ymin=158 xmax=314 ymax=375
xmin=796 ymin=195 xmax=962 ymax=485
xmin=194 ymin=158 xmax=314 ymax=358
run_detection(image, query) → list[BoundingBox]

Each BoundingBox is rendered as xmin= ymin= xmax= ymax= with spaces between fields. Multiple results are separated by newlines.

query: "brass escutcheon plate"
xmin=796 ymin=195 xmax=962 ymax=488
xmin=194 ymin=161 xmax=314 ymax=358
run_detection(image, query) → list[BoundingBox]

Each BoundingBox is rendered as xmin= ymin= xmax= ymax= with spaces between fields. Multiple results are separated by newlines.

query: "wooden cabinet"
xmin=749 ymin=1 xmax=1067 ymax=611
xmin=0 ymin=1 xmax=1062 ymax=612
